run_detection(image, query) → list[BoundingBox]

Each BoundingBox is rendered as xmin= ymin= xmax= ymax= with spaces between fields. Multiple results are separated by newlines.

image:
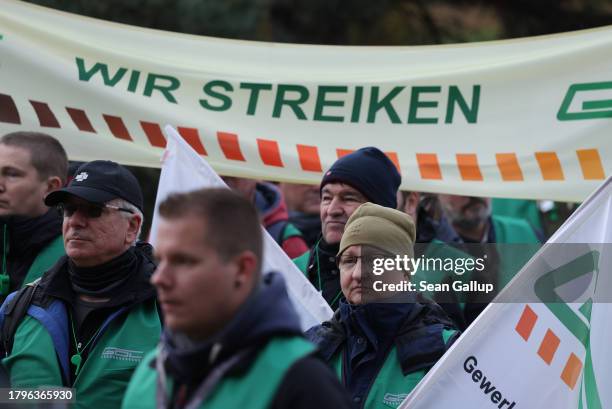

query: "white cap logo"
xmin=75 ymin=172 xmax=89 ymax=182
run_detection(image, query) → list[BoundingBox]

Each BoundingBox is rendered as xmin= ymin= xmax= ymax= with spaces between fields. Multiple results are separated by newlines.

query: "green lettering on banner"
xmin=314 ymin=86 xmax=347 ymax=122
xmin=351 ymin=86 xmax=364 ymax=123
xmin=367 ymin=86 xmax=404 ymax=124
xmin=408 ymin=86 xmax=440 ymax=124
xmin=558 ymin=81 xmax=612 ymax=120
xmin=76 ymin=57 xmax=127 ymax=86
xmin=446 ymin=85 xmax=480 ymax=123
xmin=143 ymin=73 xmax=180 ymax=103
xmin=200 ymin=80 xmax=233 ymax=111
xmin=127 ymin=71 xmax=141 ymax=93
xmin=273 ymin=84 xmax=309 ymax=120
xmin=534 ymin=250 xmax=602 ymax=408
xmin=240 ymin=82 xmax=273 ymax=115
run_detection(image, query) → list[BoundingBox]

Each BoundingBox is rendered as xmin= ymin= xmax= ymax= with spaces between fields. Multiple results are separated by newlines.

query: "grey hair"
xmin=107 ymin=198 xmax=144 ymax=244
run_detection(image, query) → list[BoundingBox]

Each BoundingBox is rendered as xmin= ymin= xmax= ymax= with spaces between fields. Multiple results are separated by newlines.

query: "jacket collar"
xmin=307 ymin=295 xmax=456 ymax=375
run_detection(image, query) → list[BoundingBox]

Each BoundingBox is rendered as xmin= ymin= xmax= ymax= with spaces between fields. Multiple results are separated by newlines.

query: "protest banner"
xmin=0 ymin=0 xmax=611 ymax=200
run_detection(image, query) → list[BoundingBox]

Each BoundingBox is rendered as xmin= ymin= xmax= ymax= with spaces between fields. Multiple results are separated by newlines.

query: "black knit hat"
xmin=320 ymin=147 xmax=401 ymax=208
xmin=45 ymin=160 xmax=144 ymax=212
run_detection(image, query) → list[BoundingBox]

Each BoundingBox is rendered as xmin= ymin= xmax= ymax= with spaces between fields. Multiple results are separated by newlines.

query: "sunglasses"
xmin=58 ymin=202 xmax=134 ymax=219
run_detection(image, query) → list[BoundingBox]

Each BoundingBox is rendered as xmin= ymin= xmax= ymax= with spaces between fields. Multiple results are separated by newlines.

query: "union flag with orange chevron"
xmin=400 ymin=177 xmax=612 ymax=409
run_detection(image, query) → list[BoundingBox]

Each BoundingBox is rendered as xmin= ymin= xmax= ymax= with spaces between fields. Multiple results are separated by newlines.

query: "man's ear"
xmin=125 ymin=213 xmax=142 ymax=244
xmin=45 ymin=176 xmax=63 ymax=194
xmin=233 ymin=250 xmax=259 ymax=289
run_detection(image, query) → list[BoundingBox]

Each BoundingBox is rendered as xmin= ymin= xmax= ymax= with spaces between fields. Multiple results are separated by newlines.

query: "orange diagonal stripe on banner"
xmin=516 ymin=305 xmax=537 ymax=341
xmin=456 ymin=154 xmax=483 ymax=181
xmin=140 ymin=122 xmax=166 ymax=148
xmin=297 ymin=145 xmax=322 ymax=172
xmin=416 ymin=154 xmax=442 ymax=180
xmin=218 ymin=132 xmax=246 ymax=161
xmin=576 ymin=149 xmax=605 ymax=180
xmin=496 ymin=153 xmax=523 ymax=181
xmin=385 ymin=152 xmax=401 ymax=172
xmin=535 ymin=152 xmax=564 ymax=180
xmin=561 ymin=353 xmax=583 ymax=390
xmin=537 ymin=329 xmax=560 ymax=365
xmin=177 ymin=127 xmax=207 ymax=156
xmin=257 ymin=139 xmax=284 ymax=167
xmin=336 ymin=149 xmax=354 ymax=158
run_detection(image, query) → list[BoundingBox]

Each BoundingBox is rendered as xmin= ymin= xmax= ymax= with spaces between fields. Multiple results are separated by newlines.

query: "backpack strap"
xmin=0 ymin=278 xmax=41 ymax=356
xmin=266 ymin=220 xmax=289 ymax=246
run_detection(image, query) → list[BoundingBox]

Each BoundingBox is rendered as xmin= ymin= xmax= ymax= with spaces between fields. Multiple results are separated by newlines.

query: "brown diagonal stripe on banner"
xmin=0 ymin=94 xmax=20 ymax=124
xmin=30 ymin=100 xmax=60 ymax=128
xmin=66 ymin=107 xmax=96 ymax=133
xmin=103 ymin=115 xmax=133 ymax=141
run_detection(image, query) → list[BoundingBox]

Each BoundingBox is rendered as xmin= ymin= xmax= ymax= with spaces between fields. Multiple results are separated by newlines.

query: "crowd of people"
xmin=0 ymin=131 xmax=548 ymax=408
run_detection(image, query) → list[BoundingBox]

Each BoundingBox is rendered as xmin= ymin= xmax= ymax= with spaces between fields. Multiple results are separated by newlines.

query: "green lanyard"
xmin=314 ymin=238 xmax=343 ymax=308
xmin=1 ymin=225 xmax=10 ymax=296
xmin=69 ymin=311 xmax=104 ymax=377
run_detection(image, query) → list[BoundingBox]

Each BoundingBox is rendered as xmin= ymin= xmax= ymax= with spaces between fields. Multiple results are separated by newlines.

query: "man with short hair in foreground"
xmin=123 ymin=188 xmax=350 ymax=409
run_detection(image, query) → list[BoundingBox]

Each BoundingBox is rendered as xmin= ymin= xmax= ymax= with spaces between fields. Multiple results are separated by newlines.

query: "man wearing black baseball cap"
xmin=0 ymin=160 xmax=161 ymax=409
xmin=293 ymin=147 xmax=401 ymax=310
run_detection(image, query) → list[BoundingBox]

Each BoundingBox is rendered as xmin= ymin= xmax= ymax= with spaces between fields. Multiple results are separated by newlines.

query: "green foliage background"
xmin=25 ymin=0 xmax=612 ymax=45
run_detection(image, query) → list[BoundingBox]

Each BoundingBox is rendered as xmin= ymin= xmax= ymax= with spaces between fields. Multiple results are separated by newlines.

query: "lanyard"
xmin=69 ymin=311 xmax=104 ymax=377
xmin=314 ymin=239 xmax=343 ymax=307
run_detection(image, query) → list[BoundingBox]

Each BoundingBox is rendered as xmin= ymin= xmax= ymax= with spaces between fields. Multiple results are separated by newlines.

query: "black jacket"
xmin=0 ymin=209 xmax=63 ymax=294
xmin=303 ymin=237 xmax=344 ymax=310
xmin=306 ymin=296 xmax=459 ymax=407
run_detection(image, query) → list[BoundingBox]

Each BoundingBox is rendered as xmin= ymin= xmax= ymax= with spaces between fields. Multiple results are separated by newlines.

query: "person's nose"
xmin=151 ymin=260 xmax=172 ymax=289
xmin=327 ymin=196 xmax=344 ymax=217
xmin=352 ymin=257 xmax=362 ymax=282
xmin=64 ymin=207 xmax=89 ymax=228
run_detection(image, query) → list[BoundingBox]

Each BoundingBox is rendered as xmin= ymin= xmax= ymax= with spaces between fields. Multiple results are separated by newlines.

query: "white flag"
xmin=150 ymin=125 xmax=333 ymax=330
xmin=400 ymin=178 xmax=612 ymax=409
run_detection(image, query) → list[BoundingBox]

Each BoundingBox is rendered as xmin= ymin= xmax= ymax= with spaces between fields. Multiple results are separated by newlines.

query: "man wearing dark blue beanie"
xmin=293 ymin=147 xmax=401 ymax=310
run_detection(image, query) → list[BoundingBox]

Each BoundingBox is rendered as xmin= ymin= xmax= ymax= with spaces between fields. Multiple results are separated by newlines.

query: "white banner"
xmin=1 ymin=0 xmax=611 ymax=201
xmin=150 ymin=125 xmax=332 ymax=330
xmin=400 ymin=178 xmax=612 ymax=408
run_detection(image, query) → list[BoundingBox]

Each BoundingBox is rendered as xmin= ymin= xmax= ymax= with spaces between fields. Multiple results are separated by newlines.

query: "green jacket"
xmin=2 ymin=297 xmax=160 ymax=409
xmin=0 ymin=245 xmax=161 ymax=409
xmin=307 ymin=300 xmax=459 ymax=409
xmin=21 ymin=235 xmax=65 ymax=285
xmin=122 ymin=337 xmax=315 ymax=409
xmin=491 ymin=215 xmax=540 ymax=288
xmin=0 ymin=234 xmax=65 ymax=298
xmin=492 ymin=198 xmax=543 ymax=233
xmin=329 ymin=333 xmax=455 ymax=409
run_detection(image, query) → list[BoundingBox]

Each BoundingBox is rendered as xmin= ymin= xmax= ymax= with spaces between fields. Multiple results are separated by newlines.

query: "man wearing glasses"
xmin=0 ymin=160 xmax=161 ymax=409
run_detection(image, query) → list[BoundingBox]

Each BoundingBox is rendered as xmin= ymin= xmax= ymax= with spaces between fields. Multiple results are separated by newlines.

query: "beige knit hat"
xmin=338 ymin=202 xmax=416 ymax=257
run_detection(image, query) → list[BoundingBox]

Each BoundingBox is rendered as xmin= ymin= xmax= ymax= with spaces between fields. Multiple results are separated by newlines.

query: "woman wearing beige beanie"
xmin=306 ymin=203 xmax=459 ymax=409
